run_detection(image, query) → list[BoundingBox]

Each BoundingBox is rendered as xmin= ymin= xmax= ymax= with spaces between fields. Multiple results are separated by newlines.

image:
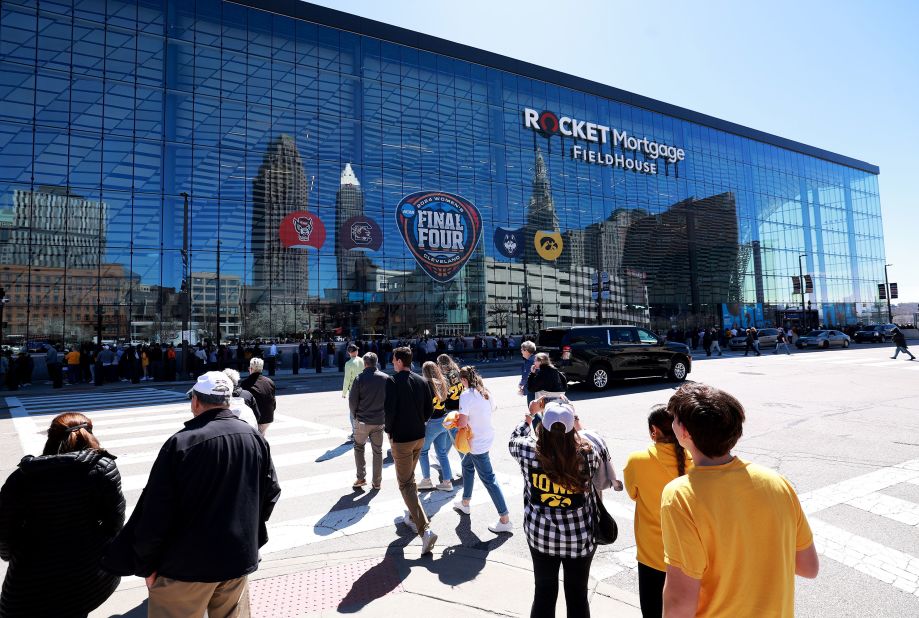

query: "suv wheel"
xmin=588 ymin=365 xmax=610 ymax=391
xmin=669 ymin=359 xmax=688 ymax=382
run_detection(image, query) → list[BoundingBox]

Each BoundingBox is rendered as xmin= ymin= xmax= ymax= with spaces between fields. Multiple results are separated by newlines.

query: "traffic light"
xmin=878 ymin=283 xmax=887 ymax=300
xmin=890 ymin=282 xmax=898 ymax=299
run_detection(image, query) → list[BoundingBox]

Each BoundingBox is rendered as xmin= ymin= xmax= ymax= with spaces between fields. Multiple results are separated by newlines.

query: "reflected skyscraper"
xmin=251 ymin=135 xmax=310 ymax=305
xmin=523 ymin=148 xmax=560 ymax=263
xmin=334 ymin=163 xmax=365 ymax=298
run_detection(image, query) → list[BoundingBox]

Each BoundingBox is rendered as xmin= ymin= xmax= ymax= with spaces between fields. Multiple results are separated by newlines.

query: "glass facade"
xmin=0 ymin=0 xmax=887 ymax=345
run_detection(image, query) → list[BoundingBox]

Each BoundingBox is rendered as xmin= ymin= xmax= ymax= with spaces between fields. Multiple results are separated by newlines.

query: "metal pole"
xmin=216 ymin=240 xmax=221 ymax=343
xmin=798 ymin=254 xmax=806 ymax=330
xmin=884 ymin=263 xmax=893 ymax=324
xmin=0 ymin=287 xmax=7 ymax=347
xmin=181 ymin=192 xmax=190 ymax=377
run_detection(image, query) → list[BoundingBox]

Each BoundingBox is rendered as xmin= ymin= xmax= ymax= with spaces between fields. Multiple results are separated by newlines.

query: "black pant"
xmin=529 ymin=546 xmax=594 ymax=618
xmin=637 ymin=562 xmax=666 ymax=618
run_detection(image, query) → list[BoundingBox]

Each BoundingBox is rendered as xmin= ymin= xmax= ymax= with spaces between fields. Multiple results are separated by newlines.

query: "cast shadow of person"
xmin=315 ymin=441 xmax=354 ymax=463
xmin=313 ymin=488 xmax=380 ymax=537
xmin=336 ymin=511 xmax=511 ymax=613
xmin=106 ymin=598 xmax=149 ymax=617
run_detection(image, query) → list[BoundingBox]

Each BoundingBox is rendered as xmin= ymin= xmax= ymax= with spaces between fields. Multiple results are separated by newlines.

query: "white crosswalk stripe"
xmin=12 ymin=387 xmax=187 ymax=415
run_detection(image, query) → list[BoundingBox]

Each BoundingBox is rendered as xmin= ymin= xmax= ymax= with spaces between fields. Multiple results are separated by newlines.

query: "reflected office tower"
xmin=251 ymin=135 xmax=310 ymax=305
xmin=0 ymin=186 xmax=107 ymax=268
xmin=523 ymin=148 xmax=560 ymax=263
xmin=334 ymin=163 xmax=365 ymax=298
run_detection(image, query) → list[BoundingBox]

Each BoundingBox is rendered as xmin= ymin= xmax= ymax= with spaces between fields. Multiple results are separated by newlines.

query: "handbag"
xmin=584 ymin=451 xmax=617 ymax=545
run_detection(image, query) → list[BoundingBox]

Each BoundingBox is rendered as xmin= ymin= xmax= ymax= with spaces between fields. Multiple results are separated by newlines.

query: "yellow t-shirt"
xmin=661 ymin=457 xmax=813 ymax=618
xmin=623 ymin=442 xmax=693 ymax=572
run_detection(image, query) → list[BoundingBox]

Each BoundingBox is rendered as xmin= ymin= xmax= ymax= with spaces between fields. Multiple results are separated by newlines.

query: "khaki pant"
xmin=353 ymin=421 xmax=385 ymax=486
xmin=391 ymin=438 xmax=429 ymax=536
xmin=148 ymin=575 xmax=250 ymax=618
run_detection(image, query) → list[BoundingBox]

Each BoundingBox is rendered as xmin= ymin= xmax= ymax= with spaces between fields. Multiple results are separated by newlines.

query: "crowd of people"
xmin=0 ymin=335 xmax=823 ymax=617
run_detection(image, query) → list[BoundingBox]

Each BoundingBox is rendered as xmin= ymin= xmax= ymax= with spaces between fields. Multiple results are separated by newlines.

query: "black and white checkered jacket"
xmin=508 ymin=421 xmax=601 ymax=558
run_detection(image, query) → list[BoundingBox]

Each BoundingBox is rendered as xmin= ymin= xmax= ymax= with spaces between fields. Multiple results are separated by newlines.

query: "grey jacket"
xmin=349 ymin=367 xmax=388 ymax=425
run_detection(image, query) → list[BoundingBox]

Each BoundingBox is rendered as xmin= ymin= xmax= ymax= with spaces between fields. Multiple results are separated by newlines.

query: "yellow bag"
xmin=442 ymin=411 xmax=473 ymax=454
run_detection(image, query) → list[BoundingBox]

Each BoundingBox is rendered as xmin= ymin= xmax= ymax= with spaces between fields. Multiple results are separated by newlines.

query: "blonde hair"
xmin=535 ymin=352 xmax=553 ymax=367
xmin=459 ymin=365 xmax=490 ymax=400
xmin=249 ymin=357 xmax=264 ymax=373
xmin=422 ymin=361 xmax=449 ymax=402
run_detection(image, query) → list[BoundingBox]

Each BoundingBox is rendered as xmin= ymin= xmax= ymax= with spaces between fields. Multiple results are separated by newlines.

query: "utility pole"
xmin=884 ymin=263 xmax=893 ymax=324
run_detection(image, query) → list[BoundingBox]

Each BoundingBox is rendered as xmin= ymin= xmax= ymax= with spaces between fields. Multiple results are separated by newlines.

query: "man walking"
xmin=342 ymin=344 xmax=363 ymax=441
xmin=661 ymin=383 xmax=818 ymax=617
xmin=709 ymin=328 xmax=722 ymax=357
xmin=892 ymin=328 xmax=916 ymax=360
xmin=349 ymin=352 xmax=388 ymax=490
xmin=775 ymin=328 xmax=791 ymax=355
xmin=385 ymin=346 xmax=438 ymax=554
xmin=241 ymin=358 xmax=276 ymax=435
xmin=104 ymin=371 xmax=281 ymax=618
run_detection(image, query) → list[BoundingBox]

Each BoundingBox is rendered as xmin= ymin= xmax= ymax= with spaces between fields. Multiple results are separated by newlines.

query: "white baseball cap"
xmin=542 ymin=402 xmax=576 ymax=433
xmin=186 ymin=371 xmax=233 ymax=398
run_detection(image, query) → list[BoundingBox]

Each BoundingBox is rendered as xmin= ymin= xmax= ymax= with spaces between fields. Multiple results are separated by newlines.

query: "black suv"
xmin=853 ymin=324 xmax=897 ymax=343
xmin=536 ymin=326 xmax=692 ymax=391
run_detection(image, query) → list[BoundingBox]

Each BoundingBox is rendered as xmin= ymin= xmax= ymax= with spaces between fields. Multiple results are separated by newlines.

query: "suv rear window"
xmin=568 ymin=328 xmax=609 ymax=346
xmin=537 ymin=330 xmax=568 ymax=348
xmin=609 ymin=327 xmax=636 ymax=343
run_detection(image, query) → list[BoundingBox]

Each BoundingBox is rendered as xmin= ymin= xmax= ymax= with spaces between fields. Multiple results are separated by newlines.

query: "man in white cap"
xmin=104 ymin=371 xmax=281 ymax=618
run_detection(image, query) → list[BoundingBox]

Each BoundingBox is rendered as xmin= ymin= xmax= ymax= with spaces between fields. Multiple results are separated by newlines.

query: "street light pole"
xmin=884 ymin=263 xmax=893 ymax=324
xmin=216 ymin=239 xmax=221 ymax=343
xmin=798 ymin=254 xmax=807 ymax=329
xmin=180 ymin=191 xmax=190 ymax=377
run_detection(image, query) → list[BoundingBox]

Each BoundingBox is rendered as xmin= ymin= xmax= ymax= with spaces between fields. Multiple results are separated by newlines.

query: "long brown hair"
xmin=437 ymin=354 xmax=461 ymax=384
xmin=43 ymin=412 xmax=101 ymax=456
xmin=459 ymin=365 xmax=490 ymax=400
xmin=536 ymin=424 xmax=591 ymax=493
xmin=648 ymin=404 xmax=686 ymax=476
xmin=422 ymin=361 xmax=449 ymax=402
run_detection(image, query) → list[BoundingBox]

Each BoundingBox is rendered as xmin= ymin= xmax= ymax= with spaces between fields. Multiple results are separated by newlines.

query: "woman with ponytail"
xmin=623 ymin=404 xmax=693 ymax=618
xmin=0 ymin=412 xmax=125 ymax=617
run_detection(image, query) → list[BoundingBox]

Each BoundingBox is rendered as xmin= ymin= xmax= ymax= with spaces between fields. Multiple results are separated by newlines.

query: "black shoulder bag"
xmin=584 ymin=452 xmax=617 ymax=545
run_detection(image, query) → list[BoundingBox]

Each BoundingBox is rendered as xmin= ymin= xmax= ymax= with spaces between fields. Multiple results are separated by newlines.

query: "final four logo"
xmin=395 ymin=191 xmax=483 ymax=283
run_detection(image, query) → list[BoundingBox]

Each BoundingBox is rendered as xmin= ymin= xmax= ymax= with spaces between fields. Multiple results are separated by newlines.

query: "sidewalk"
xmin=93 ymin=544 xmax=642 ymax=617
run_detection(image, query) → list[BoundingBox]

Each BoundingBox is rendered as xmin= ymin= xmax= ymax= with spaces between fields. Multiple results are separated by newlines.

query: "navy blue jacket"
xmin=520 ymin=355 xmax=536 ymax=392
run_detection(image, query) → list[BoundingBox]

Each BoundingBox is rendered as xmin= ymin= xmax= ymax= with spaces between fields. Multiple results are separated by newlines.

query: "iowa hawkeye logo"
xmin=535 ymin=230 xmax=564 ymax=261
xmin=395 ymin=191 xmax=483 ymax=283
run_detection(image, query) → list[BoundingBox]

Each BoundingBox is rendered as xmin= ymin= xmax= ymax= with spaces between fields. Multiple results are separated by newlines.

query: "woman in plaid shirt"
xmin=509 ymin=398 xmax=602 ymax=617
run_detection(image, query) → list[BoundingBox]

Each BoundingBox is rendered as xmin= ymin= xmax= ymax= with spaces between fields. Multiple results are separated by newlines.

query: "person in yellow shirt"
xmin=624 ymin=404 xmax=692 ymax=618
xmin=660 ymin=383 xmax=819 ymax=618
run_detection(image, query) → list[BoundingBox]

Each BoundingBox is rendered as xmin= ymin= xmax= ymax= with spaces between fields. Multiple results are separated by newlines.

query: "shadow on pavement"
xmin=563 ymin=377 xmax=688 ymax=402
xmin=106 ymin=598 xmax=148 ymax=617
xmin=315 ymin=441 xmax=353 ymax=462
xmin=313 ymin=488 xmax=380 ymax=536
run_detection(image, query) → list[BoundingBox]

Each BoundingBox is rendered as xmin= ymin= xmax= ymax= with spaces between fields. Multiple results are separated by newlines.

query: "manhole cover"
xmin=250 ymin=557 xmax=404 ymax=616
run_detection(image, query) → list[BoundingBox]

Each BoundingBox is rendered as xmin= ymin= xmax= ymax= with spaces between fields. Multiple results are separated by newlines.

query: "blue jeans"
xmin=894 ymin=346 xmax=916 ymax=359
xmin=462 ymin=452 xmax=509 ymax=516
xmin=419 ymin=417 xmax=453 ymax=480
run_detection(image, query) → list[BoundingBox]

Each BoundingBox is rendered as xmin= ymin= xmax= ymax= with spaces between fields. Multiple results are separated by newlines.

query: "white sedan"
xmin=795 ymin=330 xmax=851 ymax=349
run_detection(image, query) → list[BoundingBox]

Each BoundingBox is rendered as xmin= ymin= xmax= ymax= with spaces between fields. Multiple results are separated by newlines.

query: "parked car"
xmin=795 ymin=330 xmax=851 ymax=349
xmin=728 ymin=328 xmax=781 ymax=350
xmin=853 ymin=324 xmax=898 ymax=343
xmin=536 ymin=325 xmax=692 ymax=391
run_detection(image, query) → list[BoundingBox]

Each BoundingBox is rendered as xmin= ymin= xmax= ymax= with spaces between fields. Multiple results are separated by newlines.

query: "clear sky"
xmin=309 ymin=0 xmax=918 ymax=302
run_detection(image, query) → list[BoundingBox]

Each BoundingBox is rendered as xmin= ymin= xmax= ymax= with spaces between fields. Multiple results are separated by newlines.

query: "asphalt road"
xmin=1 ymin=341 xmax=918 ymax=617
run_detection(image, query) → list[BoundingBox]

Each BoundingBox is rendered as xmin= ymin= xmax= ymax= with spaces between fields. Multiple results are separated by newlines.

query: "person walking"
xmin=661 ymin=383 xmax=818 ymax=617
xmin=385 ymin=346 xmax=439 ymax=554
xmin=751 ymin=326 xmax=761 ymax=355
xmin=775 ymin=328 xmax=792 ymax=355
xmin=509 ymin=400 xmax=602 ymax=617
xmin=103 ymin=372 xmax=281 ymax=618
xmin=623 ymin=405 xmax=692 ymax=618
xmin=452 ymin=366 xmax=512 ymax=533
xmin=266 ymin=341 xmax=278 ymax=376
xmin=0 ymin=413 xmax=125 ymax=618
xmin=743 ymin=328 xmax=755 ymax=357
xmin=709 ymin=328 xmax=722 ymax=356
xmin=891 ymin=328 xmax=916 ymax=360
xmin=240 ymin=357 xmax=276 ymax=435
xmin=349 ymin=352 xmax=388 ymax=491
xmin=45 ymin=344 xmax=63 ymax=388
xmin=526 ymin=352 xmax=567 ymax=398
xmin=223 ymin=368 xmax=260 ymax=430
xmin=416 ymin=361 xmax=456 ymax=491
xmin=518 ymin=340 xmax=537 ymax=404
xmin=342 ymin=344 xmax=363 ymax=441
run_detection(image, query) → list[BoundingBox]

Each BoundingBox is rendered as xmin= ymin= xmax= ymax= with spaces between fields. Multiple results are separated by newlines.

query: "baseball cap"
xmin=542 ymin=402 xmax=575 ymax=433
xmin=186 ymin=371 xmax=233 ymax=398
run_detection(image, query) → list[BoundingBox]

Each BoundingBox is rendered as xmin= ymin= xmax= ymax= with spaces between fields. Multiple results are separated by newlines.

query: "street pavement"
xmin=1 ymin=342 xmax=918 ymax=616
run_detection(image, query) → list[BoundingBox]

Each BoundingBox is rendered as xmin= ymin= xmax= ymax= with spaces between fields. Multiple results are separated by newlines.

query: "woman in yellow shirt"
xmin=623 ymin=404 xmax=691 ymax=618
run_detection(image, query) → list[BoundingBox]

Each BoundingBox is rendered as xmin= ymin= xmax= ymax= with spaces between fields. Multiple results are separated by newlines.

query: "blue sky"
xmin=310 ymin=0 xmax=919 ymax=302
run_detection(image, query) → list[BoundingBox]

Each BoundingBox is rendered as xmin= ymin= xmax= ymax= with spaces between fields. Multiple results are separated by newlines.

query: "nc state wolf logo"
xmin=279 ymin=211 xmax=326 ymax=250
xmin=294 ymin=216 xmax=313 ymax=242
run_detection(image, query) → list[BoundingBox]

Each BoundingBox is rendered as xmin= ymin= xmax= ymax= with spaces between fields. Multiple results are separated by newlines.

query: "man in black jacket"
xmin=385 ymin=346 xmax=438 ymax=554
xmin=349 ymin=352 xmax=388 ymax=490
xmin=892 ymin=328 xmax=916 ymax=360
xmin=106 ymin=371 xmax=281 ymax=617
xmin=241 ymin=357 xmax=276 ymax=435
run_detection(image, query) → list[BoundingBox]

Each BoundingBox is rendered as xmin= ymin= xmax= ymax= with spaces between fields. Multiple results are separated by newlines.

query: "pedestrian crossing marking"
xmin=846 ymin=493 xmax=919 ymax=527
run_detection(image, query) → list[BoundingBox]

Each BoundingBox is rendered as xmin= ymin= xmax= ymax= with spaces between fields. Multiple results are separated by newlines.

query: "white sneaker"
xmin=453 ymin=498 xmax=471 ymax=514
xmin=488 ymin=519 xmax=513 ymax=534
xmin=421 ymin=529 xmax=438 ymax=555
xmin=398 ymin=510 xmax=417 ymax=533
xmin=435 ymin=480 xmax=453 ymax=491
xmin=417 ymin=478 xmax=434 ymax=490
